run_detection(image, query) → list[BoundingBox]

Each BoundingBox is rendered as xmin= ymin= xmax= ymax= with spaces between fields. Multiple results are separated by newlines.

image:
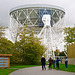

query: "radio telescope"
xmin=38 ymin=14 xmax=55 ymax=59
xmin=9 ymin=4 xmax=65 ymax=60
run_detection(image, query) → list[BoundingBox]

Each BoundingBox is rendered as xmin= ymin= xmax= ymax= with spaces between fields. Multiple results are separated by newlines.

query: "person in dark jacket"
xmin=41 ymin=56 xmax=46 ymax=70
xmin=48 ymin=57 xmax=52 ymax=69
xmin=56 ymin=57 xmax=61 ymax=70
xmin=65 ymin=57 xmax=68 ymax=68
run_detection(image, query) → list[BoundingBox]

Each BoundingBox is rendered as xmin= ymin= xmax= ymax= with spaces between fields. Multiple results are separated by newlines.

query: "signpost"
xmin=0 ymin=54 xmax=12 ymax=68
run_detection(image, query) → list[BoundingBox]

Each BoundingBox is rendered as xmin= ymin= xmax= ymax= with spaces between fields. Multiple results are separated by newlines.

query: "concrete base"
xmin=68 ymin=58 xmax=75 ymax=65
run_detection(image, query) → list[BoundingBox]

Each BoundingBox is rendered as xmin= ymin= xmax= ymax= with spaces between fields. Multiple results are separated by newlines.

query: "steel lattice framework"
xmin=38 ymin=17 xmax=65 ymax=60
xmin=9 ymin=4 xmax=65 ymax=60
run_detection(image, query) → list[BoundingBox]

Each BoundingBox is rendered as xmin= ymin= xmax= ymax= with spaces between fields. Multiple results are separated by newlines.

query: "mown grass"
xmin=0 ymin=69 xmax=17 ymax=75
xmin=57 ymin=64 xmax=75 ymax=73
xmin=10 ymin=65 xmax=39 ymax=68
xmin=49 ymin=63 xmax=75 ymax=73
xmin=0 ymin=63 xmax=75 ymax=75
xmin=0 ymin=65 xmax=40 ymax=75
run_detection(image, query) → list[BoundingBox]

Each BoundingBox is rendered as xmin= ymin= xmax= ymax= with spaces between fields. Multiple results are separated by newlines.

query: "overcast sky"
xmin=0 ymin=0 xmax=75 ymax=27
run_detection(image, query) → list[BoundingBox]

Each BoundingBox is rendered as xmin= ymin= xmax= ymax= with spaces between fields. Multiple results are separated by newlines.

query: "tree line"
xmin=0 ymin=25 xmax=75 ymax=65
xmin=0 ymin=25 xmax=46 ymax=65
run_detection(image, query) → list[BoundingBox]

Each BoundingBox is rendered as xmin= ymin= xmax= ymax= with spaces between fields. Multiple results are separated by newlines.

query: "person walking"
xmin=56 ymin=57 xmax=61 ymax=70
xmin=48 ymin=57 xmax=52 ymax=69
xmin=65 ymin=56 xmax=68 ymax=68
xmin=41 ymin=56 xmax=46 ymax=70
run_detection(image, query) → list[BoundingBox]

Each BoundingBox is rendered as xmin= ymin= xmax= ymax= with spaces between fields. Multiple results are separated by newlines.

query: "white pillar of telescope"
xmin=38 ymin=14 xmax=55 ymax=60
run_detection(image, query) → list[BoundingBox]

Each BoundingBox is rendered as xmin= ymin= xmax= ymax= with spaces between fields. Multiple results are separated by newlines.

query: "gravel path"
xmin=9 ymin=66 xmax=75 ymax=75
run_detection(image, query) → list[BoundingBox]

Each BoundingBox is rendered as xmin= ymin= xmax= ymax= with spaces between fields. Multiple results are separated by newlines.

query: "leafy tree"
xmin=64 ymin=27 xmax=75 ymax=44
xmin=15 ymin=25 xmax=46 ymax=65
xmin=0 ymin=25 xmax=46 ymax=65
xmin=0 ymin=25 xmax=21 ymax=64
xmin=0 ymin=25 xmax=6 ymax=38
xmin=64 ymin=27 xmax=75 ymax=55
xmin=10 ymin=43 xmax=22 ymax=64
xmin=0 ymin=25 xmax=13 ymax=54
xmin=0 ymin=25 xmax=14 ymax=64
xmin=0 ymin=38 xmax=13 ymax=54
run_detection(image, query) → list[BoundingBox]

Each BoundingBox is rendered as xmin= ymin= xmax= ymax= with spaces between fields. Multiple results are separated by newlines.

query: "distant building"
xmin=67 ymin=42 xmax=75 ymax=65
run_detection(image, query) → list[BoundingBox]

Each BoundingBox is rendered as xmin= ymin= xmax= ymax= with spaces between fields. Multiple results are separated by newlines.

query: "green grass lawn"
xmin=0 ymin=64 xmax=75 ymax=75
xmin=46 ymin=61 xmax=75 ymax=72
xmin=0 ymin=65 xmax=40 ymax=75
xmin=0 ymin=69 xmax=17 ymax=75
xmin=51 ymin=63 xmax=75 ymax=73
xmin=57 ymin=64 xmax=75 ymax=73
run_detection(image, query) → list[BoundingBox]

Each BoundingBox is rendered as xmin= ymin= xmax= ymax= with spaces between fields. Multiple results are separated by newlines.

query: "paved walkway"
xmin=9 ymin=66 xmax=75 ymax=75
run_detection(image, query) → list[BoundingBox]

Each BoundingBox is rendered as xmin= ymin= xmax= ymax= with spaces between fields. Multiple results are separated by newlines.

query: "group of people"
xmin=41 ymin=56 xmax=68 ymax=70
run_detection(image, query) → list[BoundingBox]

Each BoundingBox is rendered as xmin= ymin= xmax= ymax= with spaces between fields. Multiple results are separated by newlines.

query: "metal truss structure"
xmin=38 ymin=16 xmax=65 ymax=60
xmin=9 ymin=4 xmax=65 ymax=59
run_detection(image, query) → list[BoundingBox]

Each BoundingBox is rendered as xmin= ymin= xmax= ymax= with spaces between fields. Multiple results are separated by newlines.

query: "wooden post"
xmin=8 ymin=57 xmax=10 ymax=68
